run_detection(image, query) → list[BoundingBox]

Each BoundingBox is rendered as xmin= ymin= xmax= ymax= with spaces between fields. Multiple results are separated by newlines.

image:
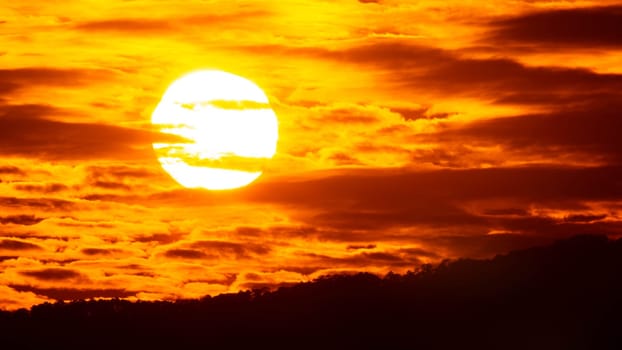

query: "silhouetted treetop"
xmin=1 ymin=234 xmax=620 ymax=349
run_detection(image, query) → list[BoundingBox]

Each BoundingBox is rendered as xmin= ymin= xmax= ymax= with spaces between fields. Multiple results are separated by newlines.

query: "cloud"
xmin=107 ymin=163 xmax=622 ymax=256
xmin=413 ymin=233 xmax=562 ymax=259
xmin=81 ymin=248 xmax=118 ymax=256
xmin=272 ymin=266 xmax=323 ymax=275
xmin=86 ymin=165 xmax=158 ymax=180
xmin=0 ymin=215 xmax=44 ymax=226
xmin=489 ymin=6 xmax=622 ymax=48
xmin=277 ymin=42 xmax=622 ymax=105
xmin=409 ymin=146 xmax=488 ymax=169
xmin=164 ymin=248 xmax=208 ymax=259
xmin=14 ymin=183 xmax=69 ymax=194
xmin=90 ymin=181 xmax=132 ymax=191
xmin=315 ymin=107 xmax=381 ymax=124
xmin=238 ymin=281 xmax=299 ymax=291
xmin=563 ymin=214 xmax=608 ymax=223
xmin=133 ymin=230 xmax=187 ymax=244
xmin=74 ymin=11 xmax=270 ymax=34
xmin=9 ymin=285 xmax=135 ymax=300
xmin=0 ymin=197 xmax=74 ymax=211
xmin=253 ymin=166 xmax=622 ymax=207
xmin=398 ymin=247 xmax=441 ymax=259
xmin=423 ymin=101 xmax=622 ymax=163
xmin=0 ymin=68 xmax=107 ymax=94
xmin=389 ymin=107 xmax=451 ymax=121
xmin=0 ymin=239 xmax=42 ymax=251
xmin=80 ymin=193 xmax=129 ymax=202
xmin=235 ymin=227 xmax=264 ymax=237
xmin=0 ymin=104 xmax=185 ymax=160
xmin=75 ymin=18 xmax=175 ymax=32
xmin=309 ymin=205 xmax=482 ymax=230
xmin=0 ymin=166 xmax=25 ymax=175
xmin=189 ymin=241 xmax=271 ymax=258
xmin=327 ymin=152 xmax=362 ymax=166
xmin=185 ymin=273 xmax=237 ymax=287
xmin=495 ymin=216 xmax=621 ymax=238
xmin=347 ymin=244 xmax=377 ymax=250
xmin=217 ymin=165 xmax=622 ymax=248
xmin=162 ymin=241 xmax=272 ymax=261
xmin=304 ymin=250 xmax=420 ymax=269
xmin=0 ymin=285 xmax=49 ymax=311
xmin=483 ymin=208 xmax=529 ymax=216
xmin=20 ymin=268 xmax=82 ymax=281
xmin=80 ymin=165 xmax=164 ymax=195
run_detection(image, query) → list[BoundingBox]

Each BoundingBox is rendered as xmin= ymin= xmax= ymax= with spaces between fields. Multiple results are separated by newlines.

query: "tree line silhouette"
xmin=1 ymin=234 xmax=620 ymax=349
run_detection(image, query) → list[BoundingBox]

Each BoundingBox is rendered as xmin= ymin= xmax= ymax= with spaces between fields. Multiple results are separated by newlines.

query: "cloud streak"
xmin=0 ymin=104 xmax=185 ymax=161
xmin=489 ymin=6 xmax=622 ymax=48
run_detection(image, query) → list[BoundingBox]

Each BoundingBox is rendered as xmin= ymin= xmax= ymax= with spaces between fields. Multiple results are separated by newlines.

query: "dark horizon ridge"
xmin=1 ymin=233 xmax=620 ymax=349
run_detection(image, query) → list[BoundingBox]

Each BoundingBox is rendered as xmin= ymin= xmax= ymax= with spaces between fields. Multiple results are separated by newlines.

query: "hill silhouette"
xmin=1 ymin=234 xmax=620 ymax=349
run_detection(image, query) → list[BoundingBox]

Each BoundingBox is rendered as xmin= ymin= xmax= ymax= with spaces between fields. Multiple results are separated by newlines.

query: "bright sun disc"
xmin=151 ymin=70 xmax=278 ymax=190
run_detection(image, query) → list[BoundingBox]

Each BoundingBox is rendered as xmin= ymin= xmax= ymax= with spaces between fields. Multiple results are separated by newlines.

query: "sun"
xmin=151 ymin=70 xmax=278 ymax=190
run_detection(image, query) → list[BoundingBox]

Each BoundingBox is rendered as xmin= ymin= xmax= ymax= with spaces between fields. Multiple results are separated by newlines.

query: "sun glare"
xmin=152 ymin=70 xmax=278 ymax=190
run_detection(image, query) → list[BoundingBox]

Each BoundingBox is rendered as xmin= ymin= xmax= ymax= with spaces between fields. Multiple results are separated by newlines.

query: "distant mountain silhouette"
xmin=1 ymin=234 xmax=620 ymax=349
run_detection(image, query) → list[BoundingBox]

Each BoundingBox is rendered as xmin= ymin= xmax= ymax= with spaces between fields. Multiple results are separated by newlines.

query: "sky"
xmin=1 ymin=0 xmax=622 ymax=309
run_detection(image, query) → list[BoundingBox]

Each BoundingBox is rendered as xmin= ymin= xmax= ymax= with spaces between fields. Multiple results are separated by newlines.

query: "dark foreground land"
xmin=1 ymin=235 xmax=621 ymax=349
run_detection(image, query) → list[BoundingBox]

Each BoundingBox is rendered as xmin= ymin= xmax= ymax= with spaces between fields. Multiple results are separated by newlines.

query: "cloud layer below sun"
xmin=0 ymin=0 xmax=621 ymax=309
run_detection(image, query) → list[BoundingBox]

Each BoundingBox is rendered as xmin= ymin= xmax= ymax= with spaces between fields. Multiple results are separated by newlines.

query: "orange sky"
xmin=1 ymin=0 xmax=622 ymax=309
